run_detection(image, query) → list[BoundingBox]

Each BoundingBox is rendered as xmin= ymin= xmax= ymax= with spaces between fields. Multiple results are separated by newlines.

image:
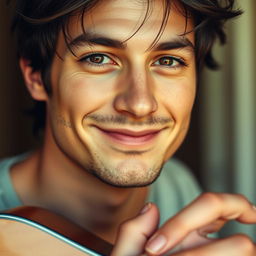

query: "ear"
xmin=19 ymin=58 xmax=48 ymax=101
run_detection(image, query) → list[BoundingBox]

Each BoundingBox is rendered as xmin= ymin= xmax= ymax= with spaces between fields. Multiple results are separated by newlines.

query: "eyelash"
xmin=79 ymin=53 xmax=116 ymax=67
xmin=152 ymin=56 xmax=188 ymax=69
xmin=78 ymin=53 xmax=188 ymax=69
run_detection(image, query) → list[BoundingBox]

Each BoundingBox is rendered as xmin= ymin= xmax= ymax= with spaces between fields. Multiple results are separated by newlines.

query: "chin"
xmin=88 ymin=162 xmax=164 ymax=188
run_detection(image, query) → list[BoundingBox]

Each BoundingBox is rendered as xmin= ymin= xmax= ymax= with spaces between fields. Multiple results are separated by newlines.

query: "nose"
xmin=113 ymin=70 xmax=158 ymax=118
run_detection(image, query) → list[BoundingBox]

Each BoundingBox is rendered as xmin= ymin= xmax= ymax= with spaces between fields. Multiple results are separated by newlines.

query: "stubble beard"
xmin=86 ymin=150 xmax=164 ymax=188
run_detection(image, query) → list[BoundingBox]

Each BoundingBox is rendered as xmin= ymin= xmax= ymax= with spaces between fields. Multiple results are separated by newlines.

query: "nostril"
xmin=113 ymin=71 xmax=157 ymax=117
xmin=113 ymin=88 xmax=158 ymax=118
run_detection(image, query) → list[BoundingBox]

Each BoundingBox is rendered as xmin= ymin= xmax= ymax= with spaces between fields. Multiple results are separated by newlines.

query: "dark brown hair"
xmin=10 ymin=0 xmax=242 ymax=132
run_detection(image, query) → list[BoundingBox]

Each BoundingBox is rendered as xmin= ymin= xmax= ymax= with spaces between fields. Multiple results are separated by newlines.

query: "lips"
xmin=93 ymin=126 xmax=163 ymax=146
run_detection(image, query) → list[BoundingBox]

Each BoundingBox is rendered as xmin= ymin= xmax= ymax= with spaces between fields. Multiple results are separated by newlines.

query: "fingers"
xmin=171 ymin=234 xmax=256 ymax=256
xmin=176 ymin=230 xmax=213 ymax=251
xmin=197 ymin=219 xmax=226 ymax=236
xmin=111 ymin=203 xmax=159 ymax=256
xmin=145 ymin=192 xmax=256 ymax=255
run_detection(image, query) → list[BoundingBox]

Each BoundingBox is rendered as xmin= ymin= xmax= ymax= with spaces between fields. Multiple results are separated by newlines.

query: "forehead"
xmin=65 ymin=0 xmax=194 ymax=46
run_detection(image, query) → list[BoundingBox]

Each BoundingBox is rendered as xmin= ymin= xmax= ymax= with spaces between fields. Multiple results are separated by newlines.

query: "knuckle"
xmin=234 ymin=193 xmax=249 ymax=204
xmin=199 ymin=192 xmax=223 ymax=207
xmin=231 ymin=234 xmax=254 ymax=253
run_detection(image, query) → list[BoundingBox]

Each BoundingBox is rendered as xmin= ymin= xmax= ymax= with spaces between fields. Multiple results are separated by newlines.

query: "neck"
xmin=11 ymin=127 xmax=149 ymax=243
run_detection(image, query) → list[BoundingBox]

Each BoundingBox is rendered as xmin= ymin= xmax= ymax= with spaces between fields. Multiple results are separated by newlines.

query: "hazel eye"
xmin=87 ymin=54 xmax=107 ymax=64
xmin=80 ymin=53 xmax=116 ymax=66
xmin=153 ymin=56 xmax=186 ymax=68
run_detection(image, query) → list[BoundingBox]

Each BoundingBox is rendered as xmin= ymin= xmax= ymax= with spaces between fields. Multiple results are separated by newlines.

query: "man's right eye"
xmin=79 ymin=53 xmax=117 ymax=66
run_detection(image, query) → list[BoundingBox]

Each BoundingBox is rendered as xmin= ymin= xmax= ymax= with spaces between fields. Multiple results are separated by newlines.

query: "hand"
xmin=111 ymin=192 xmax=256 ymax=256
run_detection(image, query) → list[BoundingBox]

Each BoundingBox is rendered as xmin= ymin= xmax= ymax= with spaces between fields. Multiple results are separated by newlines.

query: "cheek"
xmin=159 ymin=77 xmax=196 ymax=120
xmin=55 ymin=73 xmax=117 ymax=115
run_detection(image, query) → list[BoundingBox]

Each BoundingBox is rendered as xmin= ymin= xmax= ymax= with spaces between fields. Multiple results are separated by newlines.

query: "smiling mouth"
xmin=93 ymin=126 xmax=164 ymax=146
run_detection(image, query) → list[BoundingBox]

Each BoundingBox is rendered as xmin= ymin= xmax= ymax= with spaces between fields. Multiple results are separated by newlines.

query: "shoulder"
xmin=0 ymin=153 xmax=28 ymax=211
xmin=0 ymin=153 xmax=28 ymax=169
xmin=0 ymin=153 xmax=29 ymax=175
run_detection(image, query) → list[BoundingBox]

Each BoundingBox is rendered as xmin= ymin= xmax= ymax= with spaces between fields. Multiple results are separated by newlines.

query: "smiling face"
xmin=45 ymin=0 xmax=196 ymax=187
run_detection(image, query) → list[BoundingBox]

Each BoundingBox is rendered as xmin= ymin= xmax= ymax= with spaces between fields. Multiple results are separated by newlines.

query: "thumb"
xmin=111 ymin=203 xmax=159 ymax=256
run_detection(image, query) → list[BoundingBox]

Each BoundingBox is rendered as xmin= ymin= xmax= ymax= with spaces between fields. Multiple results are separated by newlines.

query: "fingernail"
xmin=146 ymin=234 xmax=167 ymax=253
xmin=140 ymin=203 xmax=151 ymax=214
xmin=252 ymin=205 xmax=256 ymax=211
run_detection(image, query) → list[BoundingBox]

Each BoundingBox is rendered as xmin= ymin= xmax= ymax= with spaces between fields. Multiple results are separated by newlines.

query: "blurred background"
xmin=199 ymin=0 xmax=256 ymax=238
xmin=0 ymin=0 xmax=255 ymax=239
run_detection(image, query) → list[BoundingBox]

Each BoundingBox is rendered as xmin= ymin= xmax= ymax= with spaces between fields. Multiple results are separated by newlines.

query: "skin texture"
xmin=46 ymin=0 xmax=196 ymax=188
xmin=13 ymin=0 xmax=256 ymax=255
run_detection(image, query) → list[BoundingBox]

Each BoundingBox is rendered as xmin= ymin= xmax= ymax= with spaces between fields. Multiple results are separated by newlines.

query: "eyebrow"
xmin=154 ymin=37 xmax=194 ymax=52
xmin=69 ymin=33 xmax=126 ymax=51
xmin=68 ymin=32 xmax=194 ymax=53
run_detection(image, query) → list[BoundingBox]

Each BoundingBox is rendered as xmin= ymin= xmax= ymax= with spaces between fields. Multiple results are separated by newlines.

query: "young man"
xmin=1 ymin=0 xmax=256 ymax=255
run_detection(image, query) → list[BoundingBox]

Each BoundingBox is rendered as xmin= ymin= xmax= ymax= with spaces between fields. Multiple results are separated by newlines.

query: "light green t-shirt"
xmin=0 ymin=154 xmax=201 ymax=225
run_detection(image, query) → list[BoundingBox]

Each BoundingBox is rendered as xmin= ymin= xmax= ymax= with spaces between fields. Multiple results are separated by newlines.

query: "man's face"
xmin=48 ymin=0 xmax=196 ymax=187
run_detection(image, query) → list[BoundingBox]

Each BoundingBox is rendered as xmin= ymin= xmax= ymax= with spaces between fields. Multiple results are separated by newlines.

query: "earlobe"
xmin=19 ymin=58 xmax=48 ymax=101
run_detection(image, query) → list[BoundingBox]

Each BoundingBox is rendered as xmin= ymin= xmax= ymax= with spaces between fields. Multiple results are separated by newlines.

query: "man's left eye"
xmin=153 ymin=56 xmax=186 ymax=68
